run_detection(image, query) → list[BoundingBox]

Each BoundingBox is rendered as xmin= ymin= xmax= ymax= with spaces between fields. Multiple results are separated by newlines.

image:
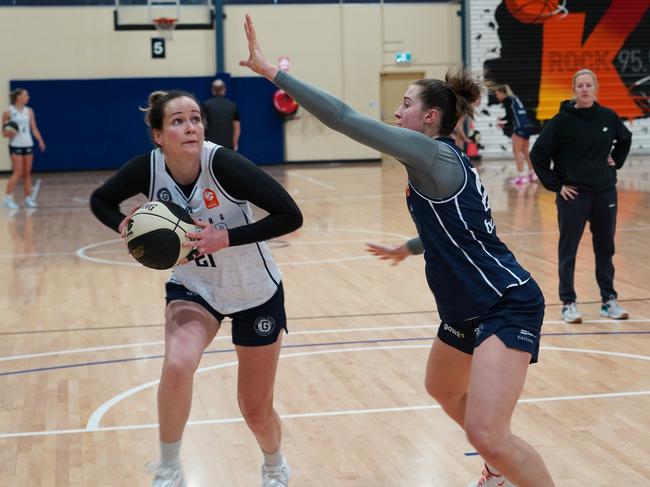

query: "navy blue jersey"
xmin=406 ymin=138 xmax=530 ymax=322
xmin=503 ymin=96 xmax=533 ymax=130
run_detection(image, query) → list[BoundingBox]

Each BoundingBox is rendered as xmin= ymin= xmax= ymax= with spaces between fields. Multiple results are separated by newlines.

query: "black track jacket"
xmin=530 ymin=101 xmax=632 ymax=192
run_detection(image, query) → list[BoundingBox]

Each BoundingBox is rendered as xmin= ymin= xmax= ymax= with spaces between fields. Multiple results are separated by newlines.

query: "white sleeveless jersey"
xmin=8 ymin=105 xmax=33 ymax=148
xmin=148 ymin=141 xmax=282 ymax=314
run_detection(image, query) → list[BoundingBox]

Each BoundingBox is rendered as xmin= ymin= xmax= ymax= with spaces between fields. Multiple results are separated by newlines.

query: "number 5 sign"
xmin=151 ymin=38 xmax=166 ymax=59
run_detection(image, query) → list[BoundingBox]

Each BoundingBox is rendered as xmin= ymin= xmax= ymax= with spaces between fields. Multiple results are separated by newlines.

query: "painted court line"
xmin=2 ymin=321 xmax=649 ymax=362
xmin=1 ymin=389 xmax=648 ymax=440
xmin=85 ymin=344 xmax=650 ymax=430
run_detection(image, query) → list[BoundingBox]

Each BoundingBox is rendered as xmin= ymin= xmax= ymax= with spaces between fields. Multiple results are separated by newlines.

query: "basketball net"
xmin=153 ymin=17 xmax=177 ymax=41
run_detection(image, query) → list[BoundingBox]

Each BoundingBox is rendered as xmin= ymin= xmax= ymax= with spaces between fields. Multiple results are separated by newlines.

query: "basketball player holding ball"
xmin=90 ymin=89 xmax=302 ymax=487
xmin=241 ymin=14 xmax=554 ymax=487
xmin=2 ymin=88 xmax=46 ymax=209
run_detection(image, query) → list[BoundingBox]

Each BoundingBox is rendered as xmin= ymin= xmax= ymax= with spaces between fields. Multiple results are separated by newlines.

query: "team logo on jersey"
xmin=203 ymin=189 xmax=219 ymax=209
xmin=484 ymin=218 xmax=495 ymax=234
xmin=157 ymin=188 xmax=172 ymax=202
xmin=254 ymin=316 xmax=276 ymax=336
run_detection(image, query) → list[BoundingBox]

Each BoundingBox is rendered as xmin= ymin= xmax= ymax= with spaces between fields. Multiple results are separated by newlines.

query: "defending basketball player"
xmin=240 ymin=14 xmax=554 ymax=487
xmin=90 ymin=89 xmax=302 ymax=487
xmin=2 ymin=88 xmax=46 ymax=209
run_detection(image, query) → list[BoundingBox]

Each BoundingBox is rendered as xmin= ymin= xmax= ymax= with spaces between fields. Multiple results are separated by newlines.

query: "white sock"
xmin=518 ymin=171 xmax=527 ymax=177
xmin=262 ymin=447 xmax=284 ymax=467
xmin=160 ymin=439 xmax=182 ymax=466
xmin=485 ymin=463 xmax=502 ymax=476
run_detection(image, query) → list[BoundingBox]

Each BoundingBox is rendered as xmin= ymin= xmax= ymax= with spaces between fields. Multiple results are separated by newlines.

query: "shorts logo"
xmin=254 ymin=316 xmax=276 ymax=336
xmin=443 ymin=323 xmax=464 ymax=339
xmin=517 ymin=329 xmax=537 ymax=344
xmin=203 ymin=189 xmax=219 ymax=209
xmin=157 ymin=188 xmax=172 ymax=202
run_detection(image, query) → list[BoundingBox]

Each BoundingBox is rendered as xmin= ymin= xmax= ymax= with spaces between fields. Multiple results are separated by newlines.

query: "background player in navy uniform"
xmin=2 ymin=88 xmax=46 ymax=209
xmin=90 ymin=89 xmax=302 ymax=487
xmin=495 ymin=85 xmax=536 ymax=186
xmin=530 ymin=68 xmax=632 ymax=324
xmin=240 ymin=15 xmax=553 ymax=487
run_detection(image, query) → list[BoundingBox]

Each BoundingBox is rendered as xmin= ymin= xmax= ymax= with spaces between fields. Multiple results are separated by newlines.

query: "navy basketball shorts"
xmin=165 ymin=282 xmax=287 ymax=347
xmin=436 ymin=278 xmax=545 ymax=363
xmin=9 ymin=146 xmax=33 ymax=155
xmin=513 ymin=127 xmax=532 ymax=139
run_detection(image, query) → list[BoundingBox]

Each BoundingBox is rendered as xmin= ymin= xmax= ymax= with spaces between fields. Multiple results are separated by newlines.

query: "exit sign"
xmin=395 ymin=52 xmax=412 ymax=64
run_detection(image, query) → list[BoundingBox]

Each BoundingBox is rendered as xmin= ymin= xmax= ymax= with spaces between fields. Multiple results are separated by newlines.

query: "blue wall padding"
xmin=10 ymin=75 xmax=284 ymax=171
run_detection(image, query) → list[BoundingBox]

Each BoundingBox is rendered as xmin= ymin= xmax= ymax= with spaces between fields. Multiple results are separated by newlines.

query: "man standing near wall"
xmin=203 ymin=79 xmax=240 ymax=151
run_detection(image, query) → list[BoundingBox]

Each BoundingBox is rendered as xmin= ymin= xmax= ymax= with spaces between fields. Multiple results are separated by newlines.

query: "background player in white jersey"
xmin=240 ymin=15 xmax=553 ymax=487
xmin=2 ymin=88 xmax=46 ymax=209
xmin=90 ymin=89 xmax=302 ymax=487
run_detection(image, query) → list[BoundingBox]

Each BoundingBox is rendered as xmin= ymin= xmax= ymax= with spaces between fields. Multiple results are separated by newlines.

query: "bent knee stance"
xmin=161 ymin=354 xmax=200 ymax=389
xmin=238 ymin=398 xmax=276 ymax=433
xmin=465 ymin=421 xmax=511 ymax=461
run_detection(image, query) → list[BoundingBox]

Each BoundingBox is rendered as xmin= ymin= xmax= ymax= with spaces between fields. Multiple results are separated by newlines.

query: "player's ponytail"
xmin=445 ymin=69 xmax=481 ymax=125
xmin=415 ymin=69 xmax=482 ymax=136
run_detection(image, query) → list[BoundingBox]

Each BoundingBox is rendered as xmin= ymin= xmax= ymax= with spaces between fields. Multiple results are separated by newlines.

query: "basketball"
xmin=125 ymin=201 xmax=200 ymax=270
xmin=2 ymin=120 xmax=19 ymax=137
xmin=505 ymin=0 xmax=564 ymax=24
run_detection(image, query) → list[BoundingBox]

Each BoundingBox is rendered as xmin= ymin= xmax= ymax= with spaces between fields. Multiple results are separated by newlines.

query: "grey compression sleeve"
xmin=274 ymin=71 xmax=464 ymax=199
xmin=405 ymin=237 xmax=424 ymax=255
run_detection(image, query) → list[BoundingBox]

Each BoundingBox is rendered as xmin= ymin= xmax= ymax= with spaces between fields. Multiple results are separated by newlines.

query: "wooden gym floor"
xmin=1 ymin=156 xmax=649 ymax=486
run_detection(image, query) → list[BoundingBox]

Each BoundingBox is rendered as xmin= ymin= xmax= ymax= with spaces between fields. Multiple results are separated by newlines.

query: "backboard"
xmin=114 ymin=0 xmax=213 ymax=31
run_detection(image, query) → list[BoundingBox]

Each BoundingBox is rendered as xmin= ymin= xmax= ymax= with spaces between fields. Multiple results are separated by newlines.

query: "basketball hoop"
xmin=153 ymin=17 xmax=177 ymax=41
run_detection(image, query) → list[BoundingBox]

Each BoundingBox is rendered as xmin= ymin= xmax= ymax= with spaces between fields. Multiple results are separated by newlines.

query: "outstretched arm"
xmin=239 ymin=14 xmax=443 ymax=173
xmin=366 ymin=237 xmax=423 ymax=266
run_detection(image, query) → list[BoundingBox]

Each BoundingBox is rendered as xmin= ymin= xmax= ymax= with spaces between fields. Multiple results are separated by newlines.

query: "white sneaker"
xmin=600 ymin=298 xmax=629 ymax=320
xmin=3 ymin=196 xmax=19 ymax=209
xmin=562 ymin=302 xmax=582 ymax=323
xmin=467 ymin=464 xmax=516 ymax=487
xmin=147 ymin=462 xmax=186 ymax=487
xmin=24 ymin=196 xmax=37 ymax=208
xmin=261 ymin=458 xmax=291 ymax=487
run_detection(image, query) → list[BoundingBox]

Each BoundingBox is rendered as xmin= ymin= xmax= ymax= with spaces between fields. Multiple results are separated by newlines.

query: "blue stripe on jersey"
xmin=406 ymin=137 xmax=530 ymax=323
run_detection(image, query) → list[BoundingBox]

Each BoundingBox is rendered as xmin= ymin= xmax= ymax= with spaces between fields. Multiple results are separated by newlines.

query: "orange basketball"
xmin=505 ymin=0 xmax=563 ymax=24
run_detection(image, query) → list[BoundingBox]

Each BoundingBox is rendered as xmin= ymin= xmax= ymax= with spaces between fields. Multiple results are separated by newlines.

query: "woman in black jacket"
xmin=530 ymin=68 xmax=632 ymax=324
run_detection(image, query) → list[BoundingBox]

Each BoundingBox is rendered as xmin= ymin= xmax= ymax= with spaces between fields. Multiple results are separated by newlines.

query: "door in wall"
xmin=379 ymin=72 xmax=425 ymax=160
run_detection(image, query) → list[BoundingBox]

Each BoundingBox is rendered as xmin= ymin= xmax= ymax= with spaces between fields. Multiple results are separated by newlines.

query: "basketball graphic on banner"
xmin=505 ymin=0 xmax=566 ymax=24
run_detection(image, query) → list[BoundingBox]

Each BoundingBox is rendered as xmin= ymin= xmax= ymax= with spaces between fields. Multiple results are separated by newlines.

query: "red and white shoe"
xmin=528 ymin=170 xmax=539 ymax=183
xmin=467 ymin=464 xmax=516 ymax=487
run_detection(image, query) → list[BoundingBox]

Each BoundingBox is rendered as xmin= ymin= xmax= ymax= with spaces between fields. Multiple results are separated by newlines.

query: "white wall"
xmin=0 ymin=3 xmax=461 ymax=170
